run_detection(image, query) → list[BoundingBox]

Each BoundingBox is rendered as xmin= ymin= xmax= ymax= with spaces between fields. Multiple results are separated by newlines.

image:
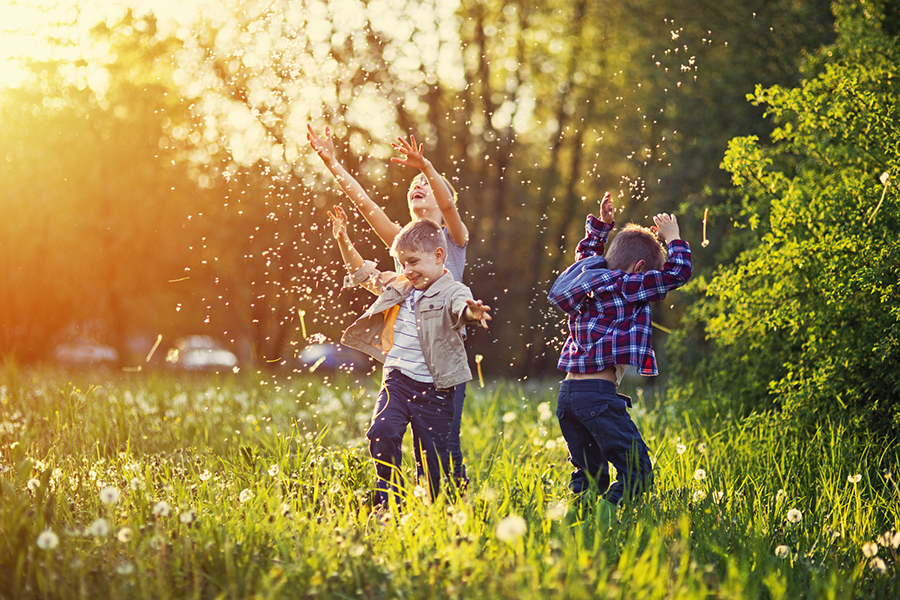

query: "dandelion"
xmin=869 ymin=557 xmax=887 ymax=574
xmin=697 ymin=442 xmax=707 ymax=453
xmin=876 ymin=529 xmax=895 ymax=547
xmin=117 ymin=527 xmax=133 ymax=543
xmin=198 ymin=469 xmax=212 ymax=482
xmin=863 ymin=541 xmax=879 ymax=558
xmin=451 ymin=510 xmax=468 ymax=527
xmin=495 ymin=515 xmax=527 ymax=542
xmin=99 ymin=486 xmax=120 ymax=505
xmin=502 ymin=411 xmax=517 ymax=423
xmin=545 ymin=439 xmax=557 ymax=450
xmin=692 ymin=490 xmax=706 ymax=502
xmin=786 ymin=508 xmax=802 ymax=524
xmin=27 ymin=478 xmax=40 ymax=492
xmin=152 ymin=500 xmax=172 ymax=518
xmin=116 ymin=562 xmax=135 ymax=575
xmin=88 ymin=518 xmax=110 ymax=537
xmin=675 ymin=443 xmax=687 ymax=455
xmin=36 ymin=530 xmax=59 ymax=550
xmin=693 ymin=468 xmax=706 ymax=481
xmin=129 ymin=477 xmax=143 ymax=491
xmin=537 ymin=402 xmax=552 ymax=421
xmin=774 ymin=545 xmax=790 ymax=559
xmin=238 ymin=489 xmax=253 ymax=503
xmin=413 ymin=485 xmax=428 ymax=501
xmin=880 ymin=171 xmax=890 ymax=186
xmin=474 ymin=354 xmax=485 ymax=388
xmin=349 ymin=543 xmax=366 ymax=557
xmin=712 ymin=491 xmax=725 ymax=503
xmin=775 ymin=489 xmax=787 ymax=503
xmin=267 ymin=464 xmax=279 ymax=477
xmin=179 ymin=508 xmax=197 ymax=524
xmin=847 ymin=473 xmax=862 ymax=484
xmin=545 ymin=501 xmax=567 ymax=521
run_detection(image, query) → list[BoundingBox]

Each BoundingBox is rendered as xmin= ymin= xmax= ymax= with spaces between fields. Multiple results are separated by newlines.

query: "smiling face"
xmin=407 ymin=174 xmax=438 ymax=218
xmin=394 ymin=247 xmax=446 ymax=290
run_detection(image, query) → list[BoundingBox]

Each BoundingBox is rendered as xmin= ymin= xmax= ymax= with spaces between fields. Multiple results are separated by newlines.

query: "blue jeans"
xmin=413 ymin=381 xmax=467 ymax=484
xmin=367 ymin=370 xmax=455 ymax=506
xmin=556 ymin=379 xmax=653 ymax=505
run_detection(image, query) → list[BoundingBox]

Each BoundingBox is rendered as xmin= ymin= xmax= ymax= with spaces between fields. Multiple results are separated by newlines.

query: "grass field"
xmin=1 ymin=365 xmax=898 ymax=599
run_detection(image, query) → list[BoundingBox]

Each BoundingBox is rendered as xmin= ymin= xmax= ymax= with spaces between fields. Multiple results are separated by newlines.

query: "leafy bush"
xmin=668 ymin=0 xmax=900 ymax=435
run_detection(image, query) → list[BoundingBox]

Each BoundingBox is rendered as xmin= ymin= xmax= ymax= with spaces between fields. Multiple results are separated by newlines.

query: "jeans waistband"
xmin=559 ymin=378 xmax=632 ymax=407
xmin=387 ymin=369 xmax=454 ymax=393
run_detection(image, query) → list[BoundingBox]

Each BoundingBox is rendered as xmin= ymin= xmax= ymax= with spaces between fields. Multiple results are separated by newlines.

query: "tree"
xmin=668 ymin=0 xmax=900 ymax=434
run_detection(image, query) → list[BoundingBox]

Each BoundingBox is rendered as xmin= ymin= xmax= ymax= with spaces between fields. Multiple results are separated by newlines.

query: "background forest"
xmin=1 ymin=0 xmax=897 ymax=431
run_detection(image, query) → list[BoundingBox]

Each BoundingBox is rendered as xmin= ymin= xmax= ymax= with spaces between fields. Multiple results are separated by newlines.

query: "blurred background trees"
xmin=0 ymin=0 xmax=850 ymax=389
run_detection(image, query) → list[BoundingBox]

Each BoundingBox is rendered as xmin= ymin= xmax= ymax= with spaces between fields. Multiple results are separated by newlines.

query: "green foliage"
xmin=1 ymin=368 xmax=898 ymax=598
xmin=668 ymin=0 xmax=900 ymax=434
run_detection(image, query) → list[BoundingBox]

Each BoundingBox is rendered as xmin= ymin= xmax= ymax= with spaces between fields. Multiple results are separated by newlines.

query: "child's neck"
xmin=413 ymin=208 xmax=443 ymax=225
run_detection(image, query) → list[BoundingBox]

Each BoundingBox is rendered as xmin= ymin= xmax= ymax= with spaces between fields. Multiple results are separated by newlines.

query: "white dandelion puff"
xmin=786 ymin=508 xmax=802 ymax=524
xmin=863 ymin=541 xmax=879 ymax=558
xmin=495 ymin=515 xmax=527 ymax=542
xmin=675 ymin=443 xmax=687 ymax=455
xmin=267 ymin=464 xmax=279 ymax=477
xmin=36 ymin=530 xmax=59 ymax=550
xmin=238 ymin=489 xmax=253 ymax=504
xmin=693 ymin=468 xmax=706 ymax=481
xmin=99 ymin=486 xmax=120 ymax=505
xmin=88 ymin=518 xmax=110 ymax=537
xmin=774 ymin=545 xmax=790 ymax=559
xmin=152 ymin=501 xmax=172 ymax=518
xmin=869 ymin=557 xmax=887 ymax=574
xmin=117 ymin=527 xmax=133 ymax=543
xmin=692 ymin=490 xmax=706 ymax=502
xmin=847 ymin=473 xmax=862 ymax=484
xmin=502 ymin=411 xmax=517 ymax=423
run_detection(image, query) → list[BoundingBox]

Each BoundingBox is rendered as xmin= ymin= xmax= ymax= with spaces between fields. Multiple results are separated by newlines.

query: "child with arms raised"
xmin=308 ymin=124 xmax=471 ymax=485
xmin=548 ymin=192 xmax=692 ymax=525
xmin=329 ymin=206 xmax=490 ymax=508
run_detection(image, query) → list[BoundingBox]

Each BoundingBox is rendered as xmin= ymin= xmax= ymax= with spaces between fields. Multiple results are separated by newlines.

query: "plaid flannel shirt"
xmin=549 ymin=215 xmax=692 ymax=376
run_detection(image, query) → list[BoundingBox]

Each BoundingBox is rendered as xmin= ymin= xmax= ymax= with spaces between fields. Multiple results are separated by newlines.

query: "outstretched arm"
xmin=463 ymin=298 xmax=492 ymax=329
xmin=391 ymin=134 xmax=468 ymax=246
xmin=309 ymin=123 xmax=402 ymax=246
xmin=328 ymin=205 xmax=365 ymax=273
xmin=575 ymin=192 xmax=615 ymax=260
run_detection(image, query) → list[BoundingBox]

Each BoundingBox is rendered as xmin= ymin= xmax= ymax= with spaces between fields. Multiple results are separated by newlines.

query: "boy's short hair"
xmin=605 ymin=224 xmax=667 ymax=272
xmin=391 ymin=219 xmax=447 ymax=257
xmin=409 ymin=173 xmax=458 ymax=206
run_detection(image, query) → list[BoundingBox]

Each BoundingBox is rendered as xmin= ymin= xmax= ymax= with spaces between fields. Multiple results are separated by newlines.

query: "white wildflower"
xmin=863 ymin=541 xmax=879 ymax=558
xmin=99 ymin=486 xmax=120 ymax=505
xmin=117 ymin=527 xmax=133 ymax=543
xmin=786 ymin=508 xmax=802 ymax=524
xmin=87 ymin=518 xmax=110 ymax=537
xmin=774 ymin=545 xmax=790 ymax=559
xmin=152 ymin=501 xmax=172 ymax=518
xmin=238 ymin=489 xmax=253 ymax=504
xmin=36 ymin=530 xmax=59 ymax=550
xmin=693 ymin=468 xmax=706 ymax=481
xmin=495 ymin=515 xmax=527 ymax=542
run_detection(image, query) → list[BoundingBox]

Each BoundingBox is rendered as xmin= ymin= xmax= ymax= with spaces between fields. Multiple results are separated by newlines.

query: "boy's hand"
xmin=390 ymin=134 xmax=428 ymax=170
xmin=600 ymin=191 xmax=614 ymax=224
xmin=652 ymin=213 xmax=681 ymax=243
xmin=328 ymin=205 xmax=350 ymax=241
xmin=307 ymin=124 xmax=336 ymax=163
xmin=465 ymin=299 xmax=492 ymax=329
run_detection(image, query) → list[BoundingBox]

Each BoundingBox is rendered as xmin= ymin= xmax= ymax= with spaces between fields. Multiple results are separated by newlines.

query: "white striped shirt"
xmin=383 ymin=289 xmax=434 ymax=382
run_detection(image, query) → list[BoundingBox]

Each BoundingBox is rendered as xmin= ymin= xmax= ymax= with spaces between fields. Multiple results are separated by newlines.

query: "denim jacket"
xmin=340 ymin=260 xmax=473 ymax=389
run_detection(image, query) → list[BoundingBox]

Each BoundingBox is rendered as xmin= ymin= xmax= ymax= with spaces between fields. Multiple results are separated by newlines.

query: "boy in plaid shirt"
xmin=548 ymin=192 xmax=692 ymax=522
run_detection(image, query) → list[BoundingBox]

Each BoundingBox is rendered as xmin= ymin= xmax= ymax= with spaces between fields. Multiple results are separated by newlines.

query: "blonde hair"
xmin=391 ymin=219 xmax=447 ymax=257
xmin=605 ymin=224 xmax=667 ymax=272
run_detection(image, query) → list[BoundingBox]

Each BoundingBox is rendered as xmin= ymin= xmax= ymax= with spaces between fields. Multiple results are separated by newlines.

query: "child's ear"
xmin=434 ymin=247 xmax=446 ymax=263
xmin=633 ymin=259 xmax=647 ymax=273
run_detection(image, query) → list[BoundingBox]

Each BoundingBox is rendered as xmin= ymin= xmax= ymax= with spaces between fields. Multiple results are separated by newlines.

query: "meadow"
xmin=1 ymin=365 xmax=898 ymax=599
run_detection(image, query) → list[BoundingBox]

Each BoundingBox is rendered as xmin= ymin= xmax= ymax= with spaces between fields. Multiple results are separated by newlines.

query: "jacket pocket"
xmin=419 ymin=301 xmax=445 ymax=320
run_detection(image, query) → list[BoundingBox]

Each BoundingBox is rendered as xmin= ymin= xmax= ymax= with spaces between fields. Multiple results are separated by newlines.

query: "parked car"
xmin=52 ymin=337 xmax=118 ymax=367
xmin=167 ymin=336 xmax=238 ymax=372
xmin=297 ymin=343 xmax=374 ymax=374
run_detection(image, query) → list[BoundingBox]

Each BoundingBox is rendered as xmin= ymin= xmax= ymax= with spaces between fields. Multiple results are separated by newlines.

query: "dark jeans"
xmin=413 ymin=381 xmax=467 ymax=484
xmin=367 ymin=370 xmax=455 ymax=506
xmin=556 ymin=379 xmax=653 ymax=505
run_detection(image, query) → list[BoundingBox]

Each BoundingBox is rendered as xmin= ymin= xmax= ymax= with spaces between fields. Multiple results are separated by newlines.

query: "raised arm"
xmin=391 ymin=134 xmax=468 ymax=246
xmin=575 ymin=192 xmax=614 ymax=260
xmin=620 ymin=214 xmax=691 ymax=303
xmin=328 ymin=205 xmax=365 ymax=273
xmin=308 ymin=124 xmax=402 ymax=246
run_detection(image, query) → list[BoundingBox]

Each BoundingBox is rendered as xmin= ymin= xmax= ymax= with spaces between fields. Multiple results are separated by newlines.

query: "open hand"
xmin=652 ymin=213 xmax=680 ymax=243
xmin=307 ymin=124 xmax=336 ymax=163
xmin=390 ymin=134 xmax=428 ymax=170
xmin=600 ymin=192 xmax=614 ymax=224
xmin=328 ymin=205 xmax=349 ymax=240
xmin=465 ymin=298 xmax=492 ymax=329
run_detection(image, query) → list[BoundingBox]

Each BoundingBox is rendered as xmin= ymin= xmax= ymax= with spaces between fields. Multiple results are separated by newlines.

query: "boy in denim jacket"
xmin=329 ymin=208 xmax=491 ymax=507
xmin=548 ymin=193 xmax=692 ymax=521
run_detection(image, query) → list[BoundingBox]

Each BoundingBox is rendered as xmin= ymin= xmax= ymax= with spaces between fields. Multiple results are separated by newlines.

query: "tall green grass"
xmin=0 ymin=366 xmax=897 ymax=599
